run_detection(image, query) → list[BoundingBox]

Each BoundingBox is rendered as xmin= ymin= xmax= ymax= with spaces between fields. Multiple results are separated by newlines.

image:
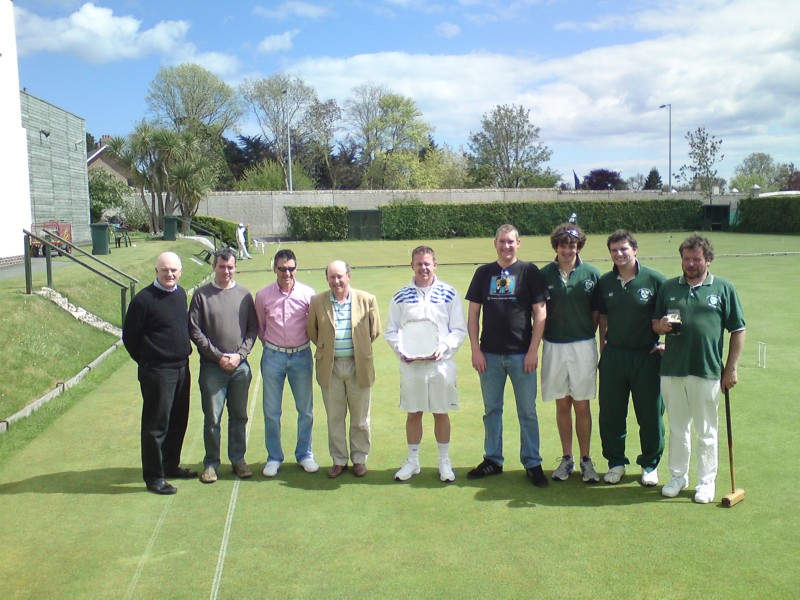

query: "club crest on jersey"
xmin=639 ymin=288 xmax=653 ymax=301
xmin=583 ymin=280 xmax=595 ymax=292
xmin=707 ymin=294 xmax=721 ymax=308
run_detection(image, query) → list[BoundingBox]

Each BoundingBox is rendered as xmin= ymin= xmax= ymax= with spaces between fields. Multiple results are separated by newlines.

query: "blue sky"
xmin=13 ymin=0 xmax=800 ymax=185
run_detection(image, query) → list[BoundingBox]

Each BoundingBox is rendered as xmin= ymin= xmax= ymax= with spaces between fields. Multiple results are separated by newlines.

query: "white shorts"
xmin=398 ymin=359 xmax=458 ymax=413
xmin=541 ymin=339 xmax=598 ymax=402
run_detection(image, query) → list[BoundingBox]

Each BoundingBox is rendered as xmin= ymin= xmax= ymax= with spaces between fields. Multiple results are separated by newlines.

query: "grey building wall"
xmin=20 ymin=92 xmax=90 ymax=244
xmin=196 ymin=189 xmax=741 ymax=239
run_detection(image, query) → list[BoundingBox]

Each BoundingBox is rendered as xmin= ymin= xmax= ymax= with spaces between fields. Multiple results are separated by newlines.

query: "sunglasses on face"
xmin=276 ymin=266 xmax=297 ymax=273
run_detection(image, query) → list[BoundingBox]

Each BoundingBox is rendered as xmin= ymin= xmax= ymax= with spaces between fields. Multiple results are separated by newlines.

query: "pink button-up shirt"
xmin=255 ymin=280 xmax=316 ymax=348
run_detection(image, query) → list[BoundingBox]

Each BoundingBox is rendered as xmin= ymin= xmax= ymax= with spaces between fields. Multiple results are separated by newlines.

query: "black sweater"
xmin=122 ymin=283 xmax=192 ymax=367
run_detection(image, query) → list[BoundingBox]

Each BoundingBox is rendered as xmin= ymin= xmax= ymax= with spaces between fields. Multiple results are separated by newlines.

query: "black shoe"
xmin=526 ymin=465 xmax=549 ymax=488
xmin=146 ymin=479 xmax=177 ymax=495
xmin=467 ymin=459 xmax=503 ymax=480
xmin=165 ymin=467 xmax=198 ymax=479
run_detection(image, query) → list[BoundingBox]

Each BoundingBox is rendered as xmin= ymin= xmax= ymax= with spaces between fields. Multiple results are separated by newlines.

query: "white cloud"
xmin=253 ymin=2 xmax=331 ymax=20
xmin=436 ymin=22 xmax=461 ymax=38
xmin=13 ymin=2 xmax=240 ymax=73
xmin=257 ymin=30 xmax=301 ymax=54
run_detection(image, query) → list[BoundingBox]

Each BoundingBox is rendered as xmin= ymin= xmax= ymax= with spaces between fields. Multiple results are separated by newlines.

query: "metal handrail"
xmin=179 ymin=216 xmax=221 ymax=251
xmin=23 ymin=228 xmax=137 ymax=323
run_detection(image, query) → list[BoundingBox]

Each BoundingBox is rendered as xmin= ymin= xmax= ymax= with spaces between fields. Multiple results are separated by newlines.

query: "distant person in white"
xmin=236 ymin=223 xmax=252 ymax=260
xmin=385 ymin=246 xmax=467 ymax=483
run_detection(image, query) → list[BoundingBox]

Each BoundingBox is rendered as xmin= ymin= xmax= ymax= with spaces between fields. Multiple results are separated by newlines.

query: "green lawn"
xmin=0 ymin=232 xmax=798 ymax=598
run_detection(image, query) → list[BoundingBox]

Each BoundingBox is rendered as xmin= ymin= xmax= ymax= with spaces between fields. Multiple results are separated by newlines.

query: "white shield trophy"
xmin=398 ymin=318 xmax=440 ymax=360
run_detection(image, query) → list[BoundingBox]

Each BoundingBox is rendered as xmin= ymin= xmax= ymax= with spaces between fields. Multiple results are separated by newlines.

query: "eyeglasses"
xmin=276 ymin=266 xmax=297 ymax=273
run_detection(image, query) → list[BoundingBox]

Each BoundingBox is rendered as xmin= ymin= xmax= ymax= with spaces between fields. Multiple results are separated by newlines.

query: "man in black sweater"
xmin=123 ymin=251 xmax=196 ymax=495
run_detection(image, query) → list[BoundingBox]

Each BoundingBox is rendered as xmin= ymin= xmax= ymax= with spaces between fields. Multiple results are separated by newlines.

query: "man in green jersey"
xmin=653 ymin=234 xmax=745 ymax=504
xmin=596 ymin=230 xmax=665 ymax=486
xmin=540 ymin=223 xmax=601 ymax=483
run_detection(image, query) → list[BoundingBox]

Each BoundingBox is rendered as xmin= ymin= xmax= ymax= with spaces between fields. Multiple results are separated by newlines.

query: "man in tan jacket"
xmin=307 ymin=260 xmax=382 ymax=478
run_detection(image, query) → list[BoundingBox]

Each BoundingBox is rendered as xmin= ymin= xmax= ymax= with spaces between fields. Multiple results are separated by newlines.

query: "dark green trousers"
xmin=598 ymin=346 xmax=665 ymax=470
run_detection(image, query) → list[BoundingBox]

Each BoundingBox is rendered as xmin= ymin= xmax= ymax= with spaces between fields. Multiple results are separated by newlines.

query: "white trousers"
xmin=661 ymin=375 xmax=721 ymax=486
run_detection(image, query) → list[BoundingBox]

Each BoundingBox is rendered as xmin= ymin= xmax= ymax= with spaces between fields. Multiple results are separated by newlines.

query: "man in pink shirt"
xmin=255 ymin=249 xmax=318 ymax=477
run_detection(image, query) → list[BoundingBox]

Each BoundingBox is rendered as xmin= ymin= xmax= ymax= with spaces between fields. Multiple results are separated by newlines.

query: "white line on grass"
xmin=124 ymin=389 xmax=205 ymax=599
xmin=209 ymin=369 xmax=261 ymax=600
xmin=124 ymin=498 xmax=173 ymax=600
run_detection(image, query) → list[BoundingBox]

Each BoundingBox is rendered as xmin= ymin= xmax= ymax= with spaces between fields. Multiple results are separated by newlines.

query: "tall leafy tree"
xmin=677 ymin=126 xmax=724 ymax=201
xmin=240 ymin=73 xmax=318 ymax=191
xmin=343 ymin=83 xmax=389 ymax=168
xmin=88 ymin=168 xmax=129 ymax=221
xmin=466 ymin=104 xmax=555 ymax=188
xmin=303 ymin=99 xmax=342 ymax=189
xmin=728 ymin=152 xmax=788 ymax=192
xmin=146 ymin=63 xmax=242 ymax=132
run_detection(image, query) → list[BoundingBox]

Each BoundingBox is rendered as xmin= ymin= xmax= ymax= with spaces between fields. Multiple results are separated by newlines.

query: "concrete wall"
xmin=0 ymin=0 xmax=32 ymax=264
xmin=197 ymin=188 xmax=743 ymax=239
xmin=20 ymin=91 xmax=91 ymax=246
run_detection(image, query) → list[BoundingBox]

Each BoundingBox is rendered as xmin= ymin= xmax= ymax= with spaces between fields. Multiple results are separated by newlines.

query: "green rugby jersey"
xmin=541 ymin=257 xmax=600 ymax=343
xmin=597 ymin=262 xmax=665 ymax=351
xmin=655 ymin=273 xmax=745 ymax=379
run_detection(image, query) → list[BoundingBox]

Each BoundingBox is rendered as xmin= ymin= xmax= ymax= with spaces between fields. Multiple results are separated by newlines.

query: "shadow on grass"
xmin=0 ymin=467 xmax=144 ymax=495
xmin=269 ymin=465 xmax=667 ymax=507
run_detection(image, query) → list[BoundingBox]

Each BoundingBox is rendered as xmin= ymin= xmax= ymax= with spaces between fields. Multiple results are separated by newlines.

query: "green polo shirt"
xmin=597 ymin=261 xmax=665 ymax=351
xmin=541 ymin=257 xmax=600 ymax=343
xmin=654 ymin=273 xmax=745 ymax=379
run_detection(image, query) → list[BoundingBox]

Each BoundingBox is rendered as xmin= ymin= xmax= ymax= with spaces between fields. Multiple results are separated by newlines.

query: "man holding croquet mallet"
xmin=540 ymin=223 xmax=602 ymax=483
xmin=123 ymin=251 xmax=196 ymax=495
xmin=189 ymin=249 xmax=259 ymax=484
xmin=653 ymin=234 xmax=745 ymax=504
xmin=596 ymin=230 xmax=666 ymax=486
xmin=385 ymin=246 xmax=468 ymax=483
xmin=465 ymin=224 xmax=550 ymax=487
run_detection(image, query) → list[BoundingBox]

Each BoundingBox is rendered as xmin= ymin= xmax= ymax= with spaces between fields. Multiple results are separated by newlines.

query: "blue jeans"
xmin=199 ymin=360 xmax=252 ymax=469
xmin=261 ymin=346 xmax=314 ymax=463
xmin=479 ymin=352 xmax=542 ymax=469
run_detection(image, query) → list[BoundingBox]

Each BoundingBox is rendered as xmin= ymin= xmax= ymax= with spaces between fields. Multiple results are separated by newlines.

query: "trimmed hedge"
xmin=190 ymin=215 xmax=245 ymax=248
xmin=286 ymin=206 xmax=348 ymax=241
xmin=734 ymin=196 xmax=800 ymax=232
xmin=380 ymin=199 xmax=704 ymax=240
xmin=282 ymin=199 xmax=704 ymax=241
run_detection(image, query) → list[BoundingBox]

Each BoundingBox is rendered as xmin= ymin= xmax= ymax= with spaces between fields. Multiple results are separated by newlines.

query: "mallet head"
xmin=721 ymin=488 xmax=745 ymax=507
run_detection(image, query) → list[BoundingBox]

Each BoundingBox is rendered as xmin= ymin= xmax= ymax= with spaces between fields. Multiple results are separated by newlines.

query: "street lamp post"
xmin=659 ymin=103 xmax=672 ymax=192
xmin=282 ymin=89 xmax=294 ymax=192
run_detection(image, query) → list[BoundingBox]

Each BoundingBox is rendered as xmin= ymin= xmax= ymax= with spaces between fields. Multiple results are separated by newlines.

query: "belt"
xmin=263 ymin=341 xmax=310 ymax=354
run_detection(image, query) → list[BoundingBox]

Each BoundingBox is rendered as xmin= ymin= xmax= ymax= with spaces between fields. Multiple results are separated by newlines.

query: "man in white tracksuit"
xmin=385 ymin=246 xmax=467 ymax=483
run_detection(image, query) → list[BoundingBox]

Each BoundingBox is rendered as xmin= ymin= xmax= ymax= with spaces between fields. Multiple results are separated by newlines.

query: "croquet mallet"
xmin=721 ymin=388 xmax=745 ymax=507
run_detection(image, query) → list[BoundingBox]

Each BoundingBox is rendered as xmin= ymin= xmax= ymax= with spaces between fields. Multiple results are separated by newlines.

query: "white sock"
xmin=408 ymin=444 xmax=420 ymax=463
xmin=437 ymin=442 xmax=450 ymax=461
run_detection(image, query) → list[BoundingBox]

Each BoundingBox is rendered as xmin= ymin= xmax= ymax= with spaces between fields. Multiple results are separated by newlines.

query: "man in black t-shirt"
xmin=465 ymin=225 xmax=550 ymax=487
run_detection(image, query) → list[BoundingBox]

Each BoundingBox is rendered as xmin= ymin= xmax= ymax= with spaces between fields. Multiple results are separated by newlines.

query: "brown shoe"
xmin=200 ymin=466 xmax=218 ymax=484
xmin=353 ymin=463 xmax=368 ymax=477
xmin=327 ymin=464 xmax=347 ymax=478
xmin=232 ymin=461 xmax=252 ymax=479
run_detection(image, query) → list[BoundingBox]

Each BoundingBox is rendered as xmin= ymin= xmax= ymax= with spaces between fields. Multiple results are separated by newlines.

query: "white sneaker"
xmin=641 ymin=468 xmax=659 ymax=487
xmin=438 ymin=458 xmax=455 ymax=482
xmin=661 ymin=475 xmax=689 ymax=498
xmin=299 ymin=458 xmax=319 ymax=473
xmin=579 ymin=457 xmax=600 ymax=483
xmin=694 ymin=483 xmax=716 ymax=504
xmin=604 ymin=465 xmax=625 ymax=484
xmin=552 ymin=456 xmax=574 ymax=481
xmin=262 ymin=460 xmax=281 ymax=477
xmin=394 ymin=459 xmax=421 ymax=481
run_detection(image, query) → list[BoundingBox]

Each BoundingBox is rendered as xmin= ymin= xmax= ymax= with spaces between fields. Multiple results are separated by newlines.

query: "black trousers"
xmin=138 ymin=363 xmax=191 ymax=484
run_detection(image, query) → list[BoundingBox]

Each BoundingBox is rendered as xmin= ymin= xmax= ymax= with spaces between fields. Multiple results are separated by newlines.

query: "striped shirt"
xmin=331 ymin=292 xmax=354 ymax=357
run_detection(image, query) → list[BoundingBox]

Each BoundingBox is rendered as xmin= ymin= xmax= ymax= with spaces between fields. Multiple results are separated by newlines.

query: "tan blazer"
xmin=307 ymin=288 xmax=382 ymax=389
